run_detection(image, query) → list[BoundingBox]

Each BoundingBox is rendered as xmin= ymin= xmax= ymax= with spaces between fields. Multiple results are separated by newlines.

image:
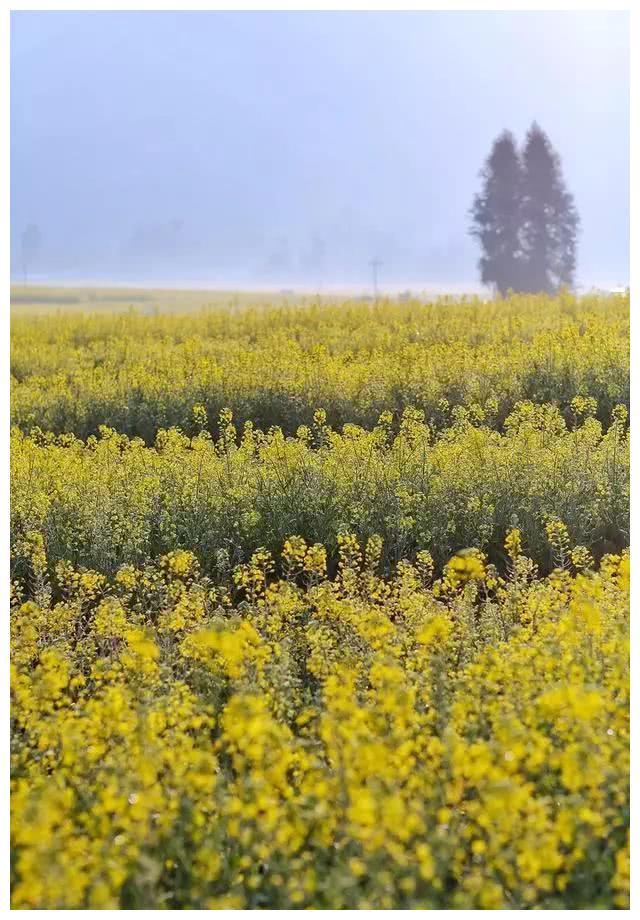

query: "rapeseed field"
xmin=10 ymin=291 xmax=629 ymax=908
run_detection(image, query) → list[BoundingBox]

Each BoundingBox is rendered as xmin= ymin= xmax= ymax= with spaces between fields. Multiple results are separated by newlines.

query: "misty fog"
xmin=10 ymin=11 xmax=629 ymax=292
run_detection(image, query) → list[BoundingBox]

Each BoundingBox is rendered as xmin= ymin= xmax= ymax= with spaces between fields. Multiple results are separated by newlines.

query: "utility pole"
xmin=369 ymin=257 xmax=382 ymax=302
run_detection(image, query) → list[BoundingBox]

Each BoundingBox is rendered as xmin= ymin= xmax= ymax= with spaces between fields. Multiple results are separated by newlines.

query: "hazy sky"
xmin=11 ymin=11 xmax=629 ymax=289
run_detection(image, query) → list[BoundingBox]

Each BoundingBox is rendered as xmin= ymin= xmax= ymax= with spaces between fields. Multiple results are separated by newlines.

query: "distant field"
xmin=10 ymin=284 xmax=326 ymax=316
xmin=11 ymin=288 xmax=629 ymax=442
xmin=9 ymin=282 xmax=494 ymax=316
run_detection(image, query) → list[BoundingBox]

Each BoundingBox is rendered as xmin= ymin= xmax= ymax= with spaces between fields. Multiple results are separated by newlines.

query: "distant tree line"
xmin=470 ymin=122 xmax=579 ymax=296
xmin=20 ymin=223 xmax=42 ymax=284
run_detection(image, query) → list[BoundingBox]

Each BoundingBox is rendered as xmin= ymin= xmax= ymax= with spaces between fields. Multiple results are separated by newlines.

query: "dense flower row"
xmin=11 ymin=530 xmax=629 ymax=909
xmin=11 ymin=399 xmax=628 ymax=580
xmin=11 ymin=292 xmax=629 ymax=440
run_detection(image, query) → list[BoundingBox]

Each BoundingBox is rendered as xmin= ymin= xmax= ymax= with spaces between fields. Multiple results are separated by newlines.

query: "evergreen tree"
xmin=519 ymin=122 xmax=579 ymax=293
xmin=469 ymin=131 xmax=524 ymax=296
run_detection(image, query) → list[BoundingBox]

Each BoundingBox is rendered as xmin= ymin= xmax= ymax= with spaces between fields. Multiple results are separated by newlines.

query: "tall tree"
xmin=469 ymin=131 xmax=523 ymax=296
xmin=519 ymin=122 xmax=579 ymax=293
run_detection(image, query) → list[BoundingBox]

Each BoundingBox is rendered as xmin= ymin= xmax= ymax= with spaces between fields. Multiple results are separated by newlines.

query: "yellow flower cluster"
xmin=12 ymin=291 xmax=628 ymax=441
xmin=11 ymin=530 xmax=629 ymax=908
xmin=10 ymin=397 xmax=629 ymax=579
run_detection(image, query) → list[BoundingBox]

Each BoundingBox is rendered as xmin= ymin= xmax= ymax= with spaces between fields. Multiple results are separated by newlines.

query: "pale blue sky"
xmin=11 ymin=11 xmax=629 ymax=288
